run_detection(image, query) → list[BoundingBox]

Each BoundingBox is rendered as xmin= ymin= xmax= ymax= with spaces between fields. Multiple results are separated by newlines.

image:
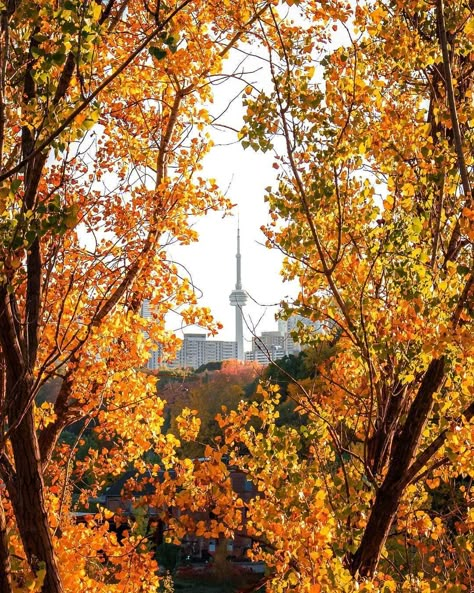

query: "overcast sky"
xmin=166 ymin=23 xmax=349 ymax=347
xmin=168 ymin=135 xmax=297 ymax=346
xmin=168 ymin=48 xmax=297 ymax=346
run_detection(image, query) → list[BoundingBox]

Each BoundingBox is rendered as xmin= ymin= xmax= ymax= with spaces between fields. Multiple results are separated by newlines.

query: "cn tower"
xmin=229 ymin=224 xmax=248 ymax=360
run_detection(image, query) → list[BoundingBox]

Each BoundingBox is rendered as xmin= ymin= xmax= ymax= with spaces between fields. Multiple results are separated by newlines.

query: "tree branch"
xmin=405 ymin=399 xmax=474 ymax=486
xmin=0 ymin=0 xmax=195 ymax=184
xmin=437 ymin=0 xmax=472 ymax=200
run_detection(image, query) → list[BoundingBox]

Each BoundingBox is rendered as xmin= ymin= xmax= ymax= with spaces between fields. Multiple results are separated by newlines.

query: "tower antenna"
xmin=229 ymin=220 xmax=248 ymax=360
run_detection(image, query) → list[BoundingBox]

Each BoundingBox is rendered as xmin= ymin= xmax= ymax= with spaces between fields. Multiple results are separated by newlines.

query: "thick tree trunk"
xmin=0 ymin=492 xmax=12 ymax=593
xmin=351 ymin=358 xmax=445 ymax=576
xmin=8 ymin=397 xmax=63 ymax=593
xmin=350 ymin=478 xmax=404 ymax=576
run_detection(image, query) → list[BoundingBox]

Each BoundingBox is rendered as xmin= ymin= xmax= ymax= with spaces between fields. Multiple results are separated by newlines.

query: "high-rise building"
xmin=252 ymin=331 xmax=285 ymax=354
xmin=245 ymin=331 xmax=286 ymax=364
xmin=229 ymin=225 xmax=248 ymax=361
xmin=278 ymin=315 xmax=323 ymax=355
xmin=246 ymin=315 xmax=325 ymax=364
xmin=141 ymin=299 xmax=239 ymax=370
xmin=167 ymin=333 xmax=238 ymax=369
xmin=140 ymin=300 xmax=151 ymax=319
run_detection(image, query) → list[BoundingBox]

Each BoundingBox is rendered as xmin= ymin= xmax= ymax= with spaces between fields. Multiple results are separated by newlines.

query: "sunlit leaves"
xmin=0 ymin=1 xmax=281 ymax=591
xmin=228 ymin=0 xmax=474 ymax=590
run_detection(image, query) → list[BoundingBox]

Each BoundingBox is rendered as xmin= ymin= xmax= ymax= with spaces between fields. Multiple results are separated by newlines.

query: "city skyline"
xmin=151 ymin=220 xmax=312 ymax=371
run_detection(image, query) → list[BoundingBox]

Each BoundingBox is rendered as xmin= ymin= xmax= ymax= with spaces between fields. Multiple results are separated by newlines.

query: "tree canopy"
xmin=0 ymin=1 xmax=472 ymax=592
xmin=210 ymin=0 xmax=474 ymax=590
xmin=0 ymin=1 xmax=273 ymax=591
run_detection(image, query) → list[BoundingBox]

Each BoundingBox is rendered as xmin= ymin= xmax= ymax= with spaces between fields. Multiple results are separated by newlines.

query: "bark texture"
xmin=351 ymin=358 xmax=445 ymax=576
xmin=7 ymin=379 xmax=63 ymax=593
xmin=0 ymin=492 xmax=12 ymax=593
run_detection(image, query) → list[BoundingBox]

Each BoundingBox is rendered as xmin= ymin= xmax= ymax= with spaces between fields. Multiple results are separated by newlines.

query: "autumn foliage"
xmin=0 ymin=0 xmax=473 ymax=592
xmin=0 ymin=0 xmax=270 ymax=591
xmin=220 ymin=0 xmax=473 ymax=591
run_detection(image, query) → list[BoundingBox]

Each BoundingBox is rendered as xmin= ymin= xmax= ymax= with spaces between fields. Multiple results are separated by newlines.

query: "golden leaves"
xmin=175 ymin=408 xmax=201 ymax=442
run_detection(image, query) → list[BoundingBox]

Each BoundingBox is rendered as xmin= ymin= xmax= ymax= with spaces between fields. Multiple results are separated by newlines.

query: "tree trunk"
xmin=350 ymin=477 xmax=404 ymax=576
xmin=0 ymin=491 xmax=12 ymax=593
xmin=8 ymin=398 xmax=63 ymax=593
xmin=351 ymin=358 xmax=445 ymax=576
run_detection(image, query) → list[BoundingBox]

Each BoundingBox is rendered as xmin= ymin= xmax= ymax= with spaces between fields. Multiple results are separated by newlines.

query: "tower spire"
xmin=229 ymin=221 xmax=248 ymax=361
xmin=236 ymin=219 xmax=242 ymax=290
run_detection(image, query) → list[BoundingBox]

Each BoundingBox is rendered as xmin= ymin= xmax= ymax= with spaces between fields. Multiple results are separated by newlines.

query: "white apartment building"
xmin=167 ymin=334 xmax=238 ymax=370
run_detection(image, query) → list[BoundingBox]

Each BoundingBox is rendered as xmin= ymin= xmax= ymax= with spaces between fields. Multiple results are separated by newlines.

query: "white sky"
xmin=167 ymin=20 xmax=350 ymax=347
xmin=169 ymin=127 xmax=297 ymax=346
xmin=168 ymin=48 xmax=297 ymax=346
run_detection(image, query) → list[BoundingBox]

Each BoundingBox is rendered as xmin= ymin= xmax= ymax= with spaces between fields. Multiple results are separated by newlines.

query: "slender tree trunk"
xmin=0 ymin=491 xmax=12 ymax=593
xmin=7 ymin=383 xmax=63 ymax=593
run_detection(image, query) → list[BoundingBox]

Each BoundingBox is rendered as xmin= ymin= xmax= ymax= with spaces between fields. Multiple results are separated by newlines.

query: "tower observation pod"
xmin=229 ymin=225 xmax=248 ymax=361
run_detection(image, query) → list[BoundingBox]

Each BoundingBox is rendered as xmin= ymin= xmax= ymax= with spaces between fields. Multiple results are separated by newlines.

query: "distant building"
xmin=245 ymin=331 xmax=286 ymax=364
xmin=278 ymin=314 xmax=323 ymax=355
xmin=254 ymin=330 xmax=285 ymax=351
xmin=168 ymin=333 xmax=238 ymax=370
xmin=141 ymin=300 xmax=239 ymax=371
xmin=245 ymin=344 xmax=285 ymax=364
xmin=245 ymin=315 xmax=324 ymax=364
xmin=141 ymin=299 xmax=151 ymax=319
